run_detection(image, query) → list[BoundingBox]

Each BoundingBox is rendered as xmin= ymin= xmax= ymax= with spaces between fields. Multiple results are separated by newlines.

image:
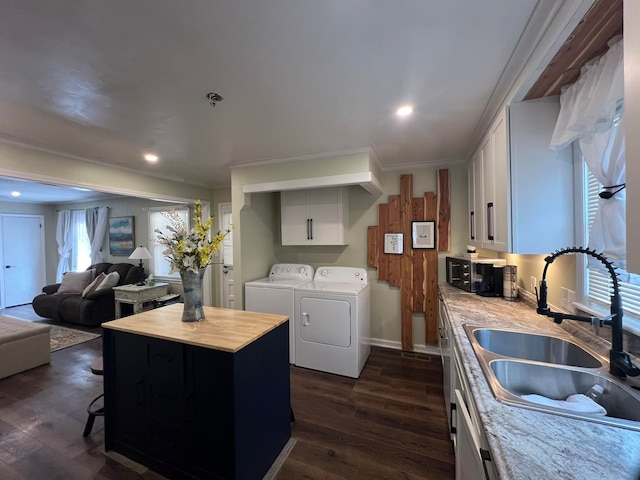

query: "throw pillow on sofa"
xmin=57 ymin=269 xmax=95 ymax=294
xmin=82 ymin=272 xmax=107 ymax=298
xmin=96 ymin=271 xmax=120 ymax=291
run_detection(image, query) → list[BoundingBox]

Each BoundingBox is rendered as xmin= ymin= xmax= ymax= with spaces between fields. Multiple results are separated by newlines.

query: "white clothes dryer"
xmin=244 ymin=263 xmax=314 ymax=364
xmin=294 ymin=266 xmax=370 ymax=378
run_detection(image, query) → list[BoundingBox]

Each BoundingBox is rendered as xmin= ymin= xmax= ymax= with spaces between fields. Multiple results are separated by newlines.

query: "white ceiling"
xmin=0 ymin=176 xmax=120 ymax=204
xmin=0 ymin=0 xmax=548 ymax=192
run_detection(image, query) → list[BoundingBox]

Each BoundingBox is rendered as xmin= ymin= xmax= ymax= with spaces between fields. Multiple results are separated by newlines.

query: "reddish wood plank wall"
xmin=366 ymin=171 xmax=449 ymax=350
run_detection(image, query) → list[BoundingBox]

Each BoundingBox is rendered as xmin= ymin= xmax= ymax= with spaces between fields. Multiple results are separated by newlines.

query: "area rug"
xmin=49 ymin=325 xmax=101 ymax=352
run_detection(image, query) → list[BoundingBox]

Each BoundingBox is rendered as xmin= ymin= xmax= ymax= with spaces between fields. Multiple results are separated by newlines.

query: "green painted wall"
xmin=0 ymin=142 xmax=219 ymax=300
xmin=232 ymin=156 xmax=468 ymax=349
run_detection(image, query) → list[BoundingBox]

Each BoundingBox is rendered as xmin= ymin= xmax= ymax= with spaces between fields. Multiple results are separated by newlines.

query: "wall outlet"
xmin=530 ymin=276 xmax=537 ymax=292
xmin=567 ymin=290 xmax=577 ymax=313
xmin=561 ymin=287 xmax=568 ymax=308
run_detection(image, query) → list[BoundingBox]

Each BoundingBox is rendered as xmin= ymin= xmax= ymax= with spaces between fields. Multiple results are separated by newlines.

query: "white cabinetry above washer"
xmin=281 ymin=187 xmax=348 ymax=246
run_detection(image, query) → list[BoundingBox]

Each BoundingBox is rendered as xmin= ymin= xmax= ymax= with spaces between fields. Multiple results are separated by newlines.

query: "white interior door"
xmin=222 ymin=266 xmax=234 ymax=309
xmin=218 ymin=203 xmax=234 ymax=309
xmin=1 ymin=215 xmax=45 ymax=307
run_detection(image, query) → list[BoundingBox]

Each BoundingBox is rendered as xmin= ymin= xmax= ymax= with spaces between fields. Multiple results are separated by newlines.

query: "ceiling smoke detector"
xmin=206 ymin=92 xmax=223 ymax=107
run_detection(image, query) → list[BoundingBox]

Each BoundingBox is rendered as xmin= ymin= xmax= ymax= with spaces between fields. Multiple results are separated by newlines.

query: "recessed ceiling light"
xmin=10 ymin=191 xmax=20 ymax=197
xmin=144 ymin=153 xmax=159 ymax=163
xmin=396 ymin=105 xmax=413 ymax=117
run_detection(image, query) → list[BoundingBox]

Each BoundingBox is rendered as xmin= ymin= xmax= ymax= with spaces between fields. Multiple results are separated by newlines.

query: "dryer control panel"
xmin=314 ymin=266 xmax=367 ymax=284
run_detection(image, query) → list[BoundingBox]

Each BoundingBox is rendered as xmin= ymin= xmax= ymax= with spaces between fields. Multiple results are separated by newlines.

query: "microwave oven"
xmin=445 ymin=256 xmax=506 ymax=293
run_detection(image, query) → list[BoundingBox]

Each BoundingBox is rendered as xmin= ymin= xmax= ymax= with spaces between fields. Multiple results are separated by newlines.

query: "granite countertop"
xmin=102 ymin=303 xmax=288 ymax=352
xmin=439 ymin=283 xmax=640 ymax=480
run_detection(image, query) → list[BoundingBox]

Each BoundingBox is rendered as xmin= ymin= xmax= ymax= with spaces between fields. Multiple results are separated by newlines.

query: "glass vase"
xmin=180 ymin=268 xmax=205 ymax=322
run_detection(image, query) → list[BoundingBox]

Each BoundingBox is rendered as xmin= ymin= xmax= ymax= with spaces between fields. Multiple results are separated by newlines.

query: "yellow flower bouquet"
xmin=155 ymin=200 xmax=230 ymax=274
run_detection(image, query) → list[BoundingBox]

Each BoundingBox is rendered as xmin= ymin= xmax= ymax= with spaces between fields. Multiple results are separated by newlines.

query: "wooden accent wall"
xmin=525 ymin=0 xmax=622 ymax=100
xmin=367 ymin=171 xmax=450 ymax=351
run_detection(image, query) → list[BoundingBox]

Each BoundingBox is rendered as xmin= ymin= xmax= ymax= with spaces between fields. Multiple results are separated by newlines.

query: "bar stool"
xmin=83 ymin=357 xmax=104 ymax=437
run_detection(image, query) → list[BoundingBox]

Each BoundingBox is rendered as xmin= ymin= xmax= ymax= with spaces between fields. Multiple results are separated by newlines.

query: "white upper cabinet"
xmin=281 ymin=187 xmax=348 ymax=245
xmin=468 ymin=96 xmax=574 ymax=254
xmin=467 ymin=153 xmax=479 ymax=247
xmin=625 ymin=1 xmax=640 ymax=274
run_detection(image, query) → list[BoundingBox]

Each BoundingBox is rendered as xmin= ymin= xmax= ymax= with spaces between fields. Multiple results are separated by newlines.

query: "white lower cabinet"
xmin=454 ymin=389 xmax=496 ymax=480
xmin=451 ymin=340 xmax=497 ymax=479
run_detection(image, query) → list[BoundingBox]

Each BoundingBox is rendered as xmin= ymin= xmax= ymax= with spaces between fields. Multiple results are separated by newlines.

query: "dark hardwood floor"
xmin=0 ymin=306 xmax=454 ymax=479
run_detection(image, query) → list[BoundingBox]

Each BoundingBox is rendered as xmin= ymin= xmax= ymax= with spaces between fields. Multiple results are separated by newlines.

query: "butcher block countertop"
xmin=439 ymin=283 xmax=640 ymax=480
xmin=102 ymin=303 xmax=288 ymax=352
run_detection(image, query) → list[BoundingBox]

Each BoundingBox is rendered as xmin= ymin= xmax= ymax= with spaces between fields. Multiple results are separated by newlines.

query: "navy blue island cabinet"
xmin=102 ymin=303 xmax=291 ymax=480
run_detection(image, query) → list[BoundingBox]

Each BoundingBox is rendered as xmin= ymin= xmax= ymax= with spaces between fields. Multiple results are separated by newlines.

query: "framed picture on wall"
xmin=109 ymin=216 xmax=135 ymax=255
xmin=412 ymin=220 xmax=436 ymax=249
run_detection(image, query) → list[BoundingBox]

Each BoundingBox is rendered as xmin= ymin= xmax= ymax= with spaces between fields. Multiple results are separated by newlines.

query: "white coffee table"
xmin=113 ymin=283 xmax=169 ymax=319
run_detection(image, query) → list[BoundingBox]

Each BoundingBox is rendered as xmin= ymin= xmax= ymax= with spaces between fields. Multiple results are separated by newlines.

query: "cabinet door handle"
xmin=136 ymin=380 xmax=144 ymax=405
xmin=450 ymin=402 xmax=457 ymax=435
xmin=309 ymin=218 xmax=313 ymax=240
xmin=470 ymin=211 xmax=475 ymax=240
xmin=480 ymin=448 xmax=492 ymax=479
xmin=302 ymin=312 xmax=310 ymax=326
xmin=486 ymin=202 xmax=494 ymax=241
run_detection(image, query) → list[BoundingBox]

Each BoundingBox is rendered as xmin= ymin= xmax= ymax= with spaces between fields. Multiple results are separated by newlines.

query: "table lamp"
xmin=129 ymin=246 xmax=152 ymax=285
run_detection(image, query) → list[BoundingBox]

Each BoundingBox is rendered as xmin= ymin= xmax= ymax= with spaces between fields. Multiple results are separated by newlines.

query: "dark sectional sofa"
xmin=32 ymin=262 xmax=141 ymax=327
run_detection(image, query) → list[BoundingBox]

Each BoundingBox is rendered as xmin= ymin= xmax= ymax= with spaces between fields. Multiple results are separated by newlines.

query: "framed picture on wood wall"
xmin=109 ymin=216 xmax=135 ymax=255
xmin=412 ymin=221 xmax=435 ymax=249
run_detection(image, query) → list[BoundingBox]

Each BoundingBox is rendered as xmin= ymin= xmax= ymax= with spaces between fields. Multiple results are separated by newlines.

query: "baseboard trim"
xmin=369 ymin=337 xmax=440 ymax=355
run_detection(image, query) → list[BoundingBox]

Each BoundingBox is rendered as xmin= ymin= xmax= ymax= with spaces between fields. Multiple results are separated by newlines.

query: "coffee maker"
xmin=474 ymin=260 xmax=506 ymax=297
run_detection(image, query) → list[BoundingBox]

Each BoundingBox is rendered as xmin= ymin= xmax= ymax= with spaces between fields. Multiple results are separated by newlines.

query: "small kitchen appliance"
xmin=502 ymin=265 xmax=518 ymax=301
xmin=475 ymin=262 xmax=505 ymax=297
xmin=446 ymin=256 xmax=506 ymax=293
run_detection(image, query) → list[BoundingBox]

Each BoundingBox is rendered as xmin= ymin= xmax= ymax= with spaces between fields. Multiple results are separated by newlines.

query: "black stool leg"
xmin=83 ymin=413 xmax=96 ymax=437
xmin=83 ymin=393 xmax=105 ymax=437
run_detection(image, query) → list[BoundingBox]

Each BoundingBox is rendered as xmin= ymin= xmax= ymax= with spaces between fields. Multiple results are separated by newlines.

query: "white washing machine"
xmin=245 ymin=263 xmax=314 ymax=364
xmin=294 ymin=266 xmax=370 ymax=378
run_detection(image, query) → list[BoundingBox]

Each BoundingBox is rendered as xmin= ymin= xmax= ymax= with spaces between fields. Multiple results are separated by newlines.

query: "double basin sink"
xmin=464 ymin=324 xmax=640 ymax=432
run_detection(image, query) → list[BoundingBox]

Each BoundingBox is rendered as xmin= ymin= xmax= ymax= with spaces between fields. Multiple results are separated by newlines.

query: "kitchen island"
xmin=102 ymin=303 xmax=290 ymax=480
xmin=439 ymin=283 xmax=640 ymax=479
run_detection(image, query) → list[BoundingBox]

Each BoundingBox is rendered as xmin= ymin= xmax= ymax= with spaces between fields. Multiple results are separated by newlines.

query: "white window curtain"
xmin=56 ymin=210 xmax=72 ymax=281
xmin=85 ymin=206 xmax=108 ymax=264
xmin=71 ymin=210 xmax=91 ymax=272
xmin=549 ymin=37 xmax=636 ymax=282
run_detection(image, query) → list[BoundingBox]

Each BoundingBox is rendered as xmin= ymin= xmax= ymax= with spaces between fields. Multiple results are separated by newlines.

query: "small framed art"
xmin=384 ymin=233 xmax=403 ymax=254
xmin=108 ymin=216 xmax=135 ymax=255
xmin=412 ymin=221 xmax=436 ymax=249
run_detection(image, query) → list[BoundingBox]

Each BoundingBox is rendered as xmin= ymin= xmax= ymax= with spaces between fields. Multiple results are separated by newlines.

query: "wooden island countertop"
xmin=102 ymin=303 xmax=288 ymax=352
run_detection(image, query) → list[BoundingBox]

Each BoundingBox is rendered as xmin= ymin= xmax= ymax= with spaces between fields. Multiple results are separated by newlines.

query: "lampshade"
xmin=129 ymin=246 xmax=152 ymax=260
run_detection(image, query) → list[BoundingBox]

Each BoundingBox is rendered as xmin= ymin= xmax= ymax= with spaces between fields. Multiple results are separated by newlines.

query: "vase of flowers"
xmin=179 ymin=267 xmax=206 ymax=322
xmin=155 ymin=200 xmax=230 ymax=322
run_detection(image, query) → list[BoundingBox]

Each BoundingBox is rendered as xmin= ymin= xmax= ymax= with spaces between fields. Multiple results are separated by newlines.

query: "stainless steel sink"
xmin=469 ymin=326 xmax=603 ymax=368
xmin=489 ymin=359 xmax=640 ymax=430
xmin=463 ymin=324 xmax=640 ymax=432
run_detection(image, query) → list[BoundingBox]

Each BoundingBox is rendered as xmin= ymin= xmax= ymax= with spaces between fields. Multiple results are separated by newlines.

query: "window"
xmin=149 ymin=207 xmax=190 ymax=279
xmin=71 ymin=210 xmax=91 ymax=272
xmin=581 ymin=167 xmax=640 ymax=333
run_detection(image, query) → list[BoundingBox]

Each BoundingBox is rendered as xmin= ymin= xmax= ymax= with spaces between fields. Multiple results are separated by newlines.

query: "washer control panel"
xmin=268 ymin=263 xmax=314 ymax=280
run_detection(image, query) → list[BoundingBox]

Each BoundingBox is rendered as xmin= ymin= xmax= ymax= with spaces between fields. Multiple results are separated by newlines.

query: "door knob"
xmin=5 ymin=265 xmax=16 ymax=269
